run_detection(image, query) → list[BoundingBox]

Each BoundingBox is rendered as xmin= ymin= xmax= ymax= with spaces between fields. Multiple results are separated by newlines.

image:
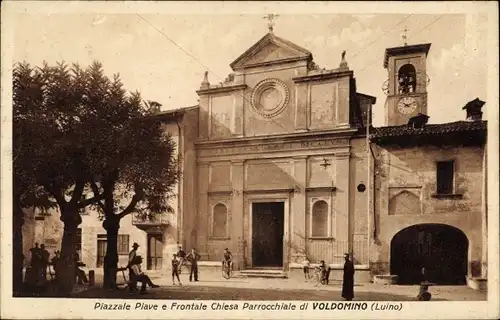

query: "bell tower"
xmin=382 ymin=30 xmax=432 ymax=126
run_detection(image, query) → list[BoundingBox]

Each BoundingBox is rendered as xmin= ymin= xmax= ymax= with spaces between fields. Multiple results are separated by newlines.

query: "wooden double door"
xmin=251 ymin=202 xmax=285 ymax=268
xmin=147 ymin=234 xmax=163 ymax=270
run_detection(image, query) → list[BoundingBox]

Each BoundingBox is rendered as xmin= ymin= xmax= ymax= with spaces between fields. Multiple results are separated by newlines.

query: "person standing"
xmin=40 ymin=244 xmax=50 ymax=279
xmin=51 ymin=250 xmax=60 ymax=279
xmin=127 ymin=243 xmax=139 ymax=287
xmin=29 ymin=242 xmax=44 ymax=287
xmin=30 ymin=243 xmax=42 ymax=273
xmin=341 ymin=253 xmax=355 ymax=301
xmin=186 ymin=248 xmax=201 ymax=282
xmin=176 ymin=245 xmax=186 ymax=274
xmin=302 ymin=257 xmax=310 ymax=281
xmin=128 ymin=243 xmax=140 ymax=266
xmin=171 ymin=254 xmax=182 ymax=286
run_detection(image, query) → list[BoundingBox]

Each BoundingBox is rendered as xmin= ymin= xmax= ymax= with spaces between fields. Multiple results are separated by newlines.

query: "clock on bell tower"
xmin=381 ymin=35 xmax=432 ymax=126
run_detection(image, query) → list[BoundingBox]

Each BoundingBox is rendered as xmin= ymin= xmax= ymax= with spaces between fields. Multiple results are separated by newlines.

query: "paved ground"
xmin=69 ymin=271 xmax=486 ymax=301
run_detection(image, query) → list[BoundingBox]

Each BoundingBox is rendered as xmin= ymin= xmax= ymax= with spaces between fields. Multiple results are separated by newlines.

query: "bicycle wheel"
xmin=222 ymin=264 xmax=230 ymax=279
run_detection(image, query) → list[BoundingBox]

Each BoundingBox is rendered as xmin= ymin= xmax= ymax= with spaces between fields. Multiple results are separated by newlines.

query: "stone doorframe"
xmin=245 ymin=192 xmax=291 ymax=270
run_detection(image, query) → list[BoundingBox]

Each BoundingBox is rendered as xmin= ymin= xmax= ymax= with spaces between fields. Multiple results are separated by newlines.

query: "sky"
xmin=11 ymin=9 xmax=491 ymax=126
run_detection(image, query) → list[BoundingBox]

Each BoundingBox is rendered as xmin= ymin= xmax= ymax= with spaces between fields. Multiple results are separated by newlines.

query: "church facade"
xmin=21 ymin=31 xmax=488 ymax=287
xmin=168 ymin=31 xmax=376 ymax=280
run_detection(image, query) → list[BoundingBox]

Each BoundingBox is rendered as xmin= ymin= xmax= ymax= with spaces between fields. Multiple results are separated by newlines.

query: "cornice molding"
xmin=292 ymin=70 xmax=353 ymax=83
xmin=233 ymin=57 xmax=309 ymax=71
xmin=196 ymin=84 xmax=247 ymax=95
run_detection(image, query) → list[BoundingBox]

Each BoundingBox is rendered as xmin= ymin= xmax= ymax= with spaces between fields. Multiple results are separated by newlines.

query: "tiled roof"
xmin=370 ymin=120 xmax=487 ymax=139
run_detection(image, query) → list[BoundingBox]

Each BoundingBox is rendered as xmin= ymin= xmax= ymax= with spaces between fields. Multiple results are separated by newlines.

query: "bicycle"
xmin=312 ymin=266 xmax=329 ymax=286
xmin=221 ymin=261 xmax=232 ymax=279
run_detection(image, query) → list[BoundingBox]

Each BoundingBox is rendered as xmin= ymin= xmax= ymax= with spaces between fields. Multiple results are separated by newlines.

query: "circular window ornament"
xmin=251 ymin=78 xmax=290 ymax=118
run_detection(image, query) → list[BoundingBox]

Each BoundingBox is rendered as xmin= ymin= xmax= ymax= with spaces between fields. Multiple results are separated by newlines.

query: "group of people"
xmin=125 ymin=243 xmax=203 ymax=294
xmin=28 ymin=243 xmax=51 ymax=280
xmin=25 ymin=242 xmax=89 ymax=294
xmin=302 ymin=253 xmax=355 ymax=301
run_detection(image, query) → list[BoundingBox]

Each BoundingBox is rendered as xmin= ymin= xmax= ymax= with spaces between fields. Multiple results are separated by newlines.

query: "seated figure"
xmin=129 ymin=255 xmax=160 ymax=294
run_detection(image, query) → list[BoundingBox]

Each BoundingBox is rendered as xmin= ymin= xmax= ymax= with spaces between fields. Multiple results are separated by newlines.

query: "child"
xmin=171 ymin=254 xmax=182 ymax=286
xmin=302 ymin=257 xmax=310 ymax=281
xmin=319 ymin=260 xmax=327 ymax=282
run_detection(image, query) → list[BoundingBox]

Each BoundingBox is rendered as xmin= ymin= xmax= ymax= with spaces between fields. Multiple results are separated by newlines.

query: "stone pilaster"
xmin=291 ymin=156 xmax=308 ymax=263
xmin=231 ymin=160 xmax=245 ymax=270
xmin=197 ymin=163 xmax=210 ymax=258
xmin=294 ymin=84 xmax=308 ymax=131
xmin=233 ymin=89 xmax=244 ymax=137
xmin=197 ymin=96 xmax=210 ymax=140
xmin=336 ymin=78 xmax=350 ymax=128
xmin=335 ymin=151 xmax=351 ymax=247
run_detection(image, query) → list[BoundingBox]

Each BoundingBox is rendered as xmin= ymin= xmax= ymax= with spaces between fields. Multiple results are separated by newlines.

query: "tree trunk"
xmin=13 ymin=200 xmax=25 ymax=296
xmin=57 ymin=208 xmax=81 ymax=295
xmin=102 ymin=217 xmax=120 ymax=289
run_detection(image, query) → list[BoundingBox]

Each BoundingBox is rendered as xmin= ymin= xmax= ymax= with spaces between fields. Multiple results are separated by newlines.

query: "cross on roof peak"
xmin=263 ymin=14 xmax=279 ymax=33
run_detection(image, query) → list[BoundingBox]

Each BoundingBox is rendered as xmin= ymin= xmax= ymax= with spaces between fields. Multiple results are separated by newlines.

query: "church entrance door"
xmin=390 ymin=224 xmax=468 ymax=285
xmin=251 ymin=202 xmax=285 ymax=268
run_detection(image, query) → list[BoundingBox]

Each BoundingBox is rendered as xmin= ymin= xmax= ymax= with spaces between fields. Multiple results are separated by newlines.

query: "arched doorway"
xmin=390 ymin=224 xmax=468 ymax=285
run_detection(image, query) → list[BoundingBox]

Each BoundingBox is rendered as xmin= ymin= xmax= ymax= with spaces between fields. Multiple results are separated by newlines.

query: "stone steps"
xmin=239 ymin=269 xmax=287 ymax=279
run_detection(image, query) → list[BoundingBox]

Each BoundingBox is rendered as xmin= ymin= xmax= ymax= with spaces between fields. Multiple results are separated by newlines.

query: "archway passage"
xmin=390 ymin=224 xmax=468 ymax=285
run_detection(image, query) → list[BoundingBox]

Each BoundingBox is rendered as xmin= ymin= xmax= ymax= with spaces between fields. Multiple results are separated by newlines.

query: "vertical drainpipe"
xmin=175 ymin=116 xmax=183 ymax=247
xmin=370 ymin=144 xmax=377 ymax=241
xmin=366 ymin=105 xmax=371 ymax=267
xmin=481 ymin=138 xmax=487 ymax=278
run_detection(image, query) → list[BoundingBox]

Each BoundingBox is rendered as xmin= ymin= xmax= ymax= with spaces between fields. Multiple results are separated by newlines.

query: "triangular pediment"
xmin=230 ymin=33 xmax=312 ymax=70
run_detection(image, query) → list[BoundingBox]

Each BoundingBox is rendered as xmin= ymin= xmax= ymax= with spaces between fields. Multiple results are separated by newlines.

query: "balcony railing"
xmin=131 ymin=213 xmax=169 ymax=227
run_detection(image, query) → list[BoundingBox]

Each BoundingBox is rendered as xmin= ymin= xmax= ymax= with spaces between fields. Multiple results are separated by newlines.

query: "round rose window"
xmin=251 ymin=78 xmax=290 ymax=118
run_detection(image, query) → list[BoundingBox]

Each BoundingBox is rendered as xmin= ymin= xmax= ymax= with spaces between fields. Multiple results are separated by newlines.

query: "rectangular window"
xmin=97 ymin=238 xmax=107 ymax=268
xmin=436 ymin=161 xmax=454 ymax=194
xmin=117 ymin=235 xmax=130 ymax=255
xmin=76 ymin=228 xmax=82 ymax=252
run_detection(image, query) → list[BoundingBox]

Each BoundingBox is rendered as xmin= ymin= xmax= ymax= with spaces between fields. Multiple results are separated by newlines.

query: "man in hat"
xmin=128 ymin=243 xmax=140 ymax=266
xmin=127 ymin=243 xmax=140 ymax=290
xmin=341 ymin=253 xmax=355 ymax=301
xmin=129 ymin=255 xmax=159 ymax=294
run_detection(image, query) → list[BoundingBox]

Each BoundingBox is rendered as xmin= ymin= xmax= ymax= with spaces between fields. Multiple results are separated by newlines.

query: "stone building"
xmin=369 ymin=44 xmax=488 ymax=288
xmin=21 ymin=30 xmax=488 ymax=287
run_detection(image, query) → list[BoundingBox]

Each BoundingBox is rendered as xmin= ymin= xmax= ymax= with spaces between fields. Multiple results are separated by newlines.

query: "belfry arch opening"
xmin=397 ymin=64 xmax=417 ymax=94
xmin=390 ymin=224 xmax=468 ymax=285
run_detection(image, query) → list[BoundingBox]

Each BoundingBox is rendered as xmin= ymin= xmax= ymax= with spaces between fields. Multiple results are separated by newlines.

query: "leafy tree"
xmin=12 ymin=63 xmax=59 ymax=294
xmin=12 ymin=61 xmax=107 ymax=294
xmin=13 ymin=61 xmax=178 ymax=293
xmin=81 ymin=66 xmax=178 ymax=289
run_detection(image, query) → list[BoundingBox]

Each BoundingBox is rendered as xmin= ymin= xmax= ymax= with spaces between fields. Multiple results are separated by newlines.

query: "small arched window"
xmin=398 ymin=64 xmax=417 ymax=94
xmin=311 ymin=200 xmax=329 ymax=237
xmin=212 ymin=203 xmax=228 ymax=238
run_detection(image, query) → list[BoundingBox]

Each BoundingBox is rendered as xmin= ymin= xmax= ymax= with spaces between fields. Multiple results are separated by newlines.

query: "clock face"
xmin=397 ymin=97 xmax=418 ymax=115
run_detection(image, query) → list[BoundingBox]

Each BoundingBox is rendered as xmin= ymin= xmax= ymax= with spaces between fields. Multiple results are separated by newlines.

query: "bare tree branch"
xmin=87 ymin=181 xmax=105 ymax=210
